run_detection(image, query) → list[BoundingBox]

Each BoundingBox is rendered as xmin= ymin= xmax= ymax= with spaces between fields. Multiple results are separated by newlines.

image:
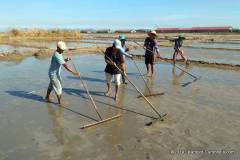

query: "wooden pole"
xmin=101 ymin=50 xmax=164 ymax=118
xmin=80 ymin=114 xmax=122 ymax=129
xmin=133 ymin=41 xmax=200 ymax=80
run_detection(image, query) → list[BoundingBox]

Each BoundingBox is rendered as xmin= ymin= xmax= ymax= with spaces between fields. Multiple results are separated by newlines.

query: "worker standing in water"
xmin=144 ymin=30 xmax=161 ymax=77
xmin=118 ymin=35 xmax=132 ymax=84
xmin=45 ymin=41 xmax=80 ymax=105
xmin=171 ymin=35 xmax=189 ymax=65
xmin=104 ymin=39 xmax=125 ymax=101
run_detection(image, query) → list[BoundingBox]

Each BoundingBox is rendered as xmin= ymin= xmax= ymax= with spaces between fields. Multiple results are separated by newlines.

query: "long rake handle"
xmin=133 ymin=41 xmax=198 ymax=80
xmin=131 ymin=58 xmax=151 ymax=94
xmin=102 ymin=51 xmax=163 ymax=118
xmin=72 ymin=62 xmax=103 ymax=121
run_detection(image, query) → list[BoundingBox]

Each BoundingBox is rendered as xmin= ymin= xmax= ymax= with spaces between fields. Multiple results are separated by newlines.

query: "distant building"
xmin=80 ymin=29 xmax=96 ymax=33
xmin=115 ymin=29 xmax=136 ymax=33
xmin=156 ymin=26 xmax=233 ymax=33
xmin=136 ymin=29 xmax=151 ymax=33
xmin=96 ymin=29 xmax=114 ymax=33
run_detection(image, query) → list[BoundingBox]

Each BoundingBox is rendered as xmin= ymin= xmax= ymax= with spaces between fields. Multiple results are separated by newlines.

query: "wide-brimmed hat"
xmin=57 ymin=41 xmax=67 ymax=50
xmin=148 ymin=30 xmax=157 ymax=37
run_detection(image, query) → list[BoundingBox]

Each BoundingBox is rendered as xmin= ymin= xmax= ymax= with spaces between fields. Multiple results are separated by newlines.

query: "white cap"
xmin=57 ymin=41 xmax=67 ymax=50
xmin=113 ymin=39 xmax=122 ymax=50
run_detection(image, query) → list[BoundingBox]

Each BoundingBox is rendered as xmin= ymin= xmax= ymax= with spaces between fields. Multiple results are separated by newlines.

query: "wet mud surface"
xmin=0 ymin=54 xmax=239 ymax=160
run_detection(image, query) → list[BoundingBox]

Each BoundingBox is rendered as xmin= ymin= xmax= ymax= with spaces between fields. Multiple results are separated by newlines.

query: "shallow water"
xmin=189 ymin=42 xmax=240 ymax=50
xmin=19 ymin=40 xmax=96 ymax=49
xmin=80 ymin=39 xmax=136 ymax=45
xmin=130 ymin=47 xmax=240 ymax=65
xmin=0 ymin=44 xmax=35 ymax=53
xmin=0 ymin=54 xmax=239 ymax=160
xmin=0 ymin=41 xmax=96 ymax=52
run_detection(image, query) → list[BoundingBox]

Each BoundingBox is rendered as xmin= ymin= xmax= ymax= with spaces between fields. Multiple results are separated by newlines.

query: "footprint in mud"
xmin=116 ymin=144 xmax=124 ymax=151
xmin=184 ymin=129 xmax=191 ymax=137
xmin=146 ymin=153 xmax=152 ymax=160
xmin=137 ymin=138 xmax=141 ymax=143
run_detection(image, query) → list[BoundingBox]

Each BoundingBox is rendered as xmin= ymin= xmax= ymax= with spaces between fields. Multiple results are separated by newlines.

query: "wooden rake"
xmin=133 ymin=41 xmax=201 ymax=86
xmin=99 ymin=49 xmax=167 ymax=126
xmin=71 ymin=60 xmax=121 ymax=129
xmin=131 ymin=57 xmax=164 ymax=98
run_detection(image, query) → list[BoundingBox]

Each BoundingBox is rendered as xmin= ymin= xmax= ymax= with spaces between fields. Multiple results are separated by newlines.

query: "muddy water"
xmin=0 ymin=41 xmax=96 ymax=51
xmin=131 ymin=47 xmax=240 ymax=65
xmin=46 ymin=41 xmax=96 ymax=49
xmin=0 ymin=44 xmax=35 ymax=53
xmin=0 ymin=54 xmax=239 ymax=160
xmin=188 ymin=42 xmax=240 ymax=50
xmin=80 ymin=39 xmax=137 ymax=45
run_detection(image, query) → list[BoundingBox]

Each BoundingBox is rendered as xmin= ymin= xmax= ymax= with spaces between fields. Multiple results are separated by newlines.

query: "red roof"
xmin=156 ymin=26 xmax=232 ymax=31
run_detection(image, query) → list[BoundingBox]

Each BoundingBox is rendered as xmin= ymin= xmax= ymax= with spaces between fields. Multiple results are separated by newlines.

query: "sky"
xmin=0 ymin=0 xmax=240 ymax=30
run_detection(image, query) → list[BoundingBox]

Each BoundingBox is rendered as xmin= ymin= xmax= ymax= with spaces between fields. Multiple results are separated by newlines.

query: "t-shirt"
xmin=119 ymin=45 xmax=132 ymax=60
xmin=174 ymin=39 xmax=183 ymax=49
xmin=104 ymin=47 xmax=124 ymax=75
xmin=48 ymin=51 xmax=66 ymax=76
xmin=144 ymin=37 xmax=159 ymax=55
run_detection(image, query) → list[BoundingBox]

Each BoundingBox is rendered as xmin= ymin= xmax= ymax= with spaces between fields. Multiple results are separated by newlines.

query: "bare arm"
xmin=63 ymin=63 xmax=80 ymax=76
xmin=119 ymin=48 xmax=132 ymax=58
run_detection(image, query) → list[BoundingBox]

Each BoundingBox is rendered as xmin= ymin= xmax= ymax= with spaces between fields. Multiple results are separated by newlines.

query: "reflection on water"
xmin=0 ymin=40 xmax=97 ymax=53
xmin=0 ymin=53 xmax=240 ymax=160
xmin=130 ymin=47 xmax=240 ymax=65
xmin=189 ymin=42 xmax=240 ymax=49
xmin=171 ymin=66 xmax=190 ymax=85
xmin=0 ymin=44 xmax=35 ymax=53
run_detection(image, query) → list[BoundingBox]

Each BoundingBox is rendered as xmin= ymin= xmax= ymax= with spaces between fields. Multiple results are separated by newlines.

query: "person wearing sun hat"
xmin=143 ymin=30 xmax=161 ymax=77
xmin=118 ymin=34 xmax=132 ymax=84
xmin=45 ymin=41 xmax=80 ymax=105
xmin=104 ymin=39 xmax=125 ymax=101
xmin=171 ymin=35 xmax=189 ymax=65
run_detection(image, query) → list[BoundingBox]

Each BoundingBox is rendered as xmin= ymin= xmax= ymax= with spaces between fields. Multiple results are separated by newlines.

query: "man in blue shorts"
xmin=45 ymin=41 xmax=80 ymax=105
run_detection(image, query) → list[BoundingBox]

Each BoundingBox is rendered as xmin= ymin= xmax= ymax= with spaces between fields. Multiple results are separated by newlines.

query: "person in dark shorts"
xmin=104 ymin=39 xmax=124 ymax=101
xmin=144 ymin=30 xmax=160 ymax=77
xmin=171 ymin=35 xmax=189 ymax=65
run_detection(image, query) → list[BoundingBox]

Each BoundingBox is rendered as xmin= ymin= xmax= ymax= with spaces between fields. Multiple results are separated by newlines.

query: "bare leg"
xmin=173 ymin=50 xmax=178 ymax=65
xmin=56 ymin=94 xmax=62 ymax=105
xmin=178 ymin=50 xmax=189 ymax=65
xmin=105 ymin=83 xmax=112 ymax=96
xmin=151 ymin=64 xmax=154 ymax=77
xmin=178 ymin=50 xmax=186 ymax=61
xmin=114 ymin=85 xmax=119 ymax=101
xmin=147 ymin=64 xmax=151 ymax=77
xmin=45 ymin=88 xmax=52 ymax=102
xmin=121 ymin=63 xmax=127 ymax=84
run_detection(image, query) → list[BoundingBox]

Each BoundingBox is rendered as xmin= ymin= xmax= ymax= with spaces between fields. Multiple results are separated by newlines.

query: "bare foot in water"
xmin=45 ymin=96 xmax=52 ymax=103
xmin=114 ymin=95 xmax=119 ymax=101
xmin=104 ymin=91 xmax=111 ymax=96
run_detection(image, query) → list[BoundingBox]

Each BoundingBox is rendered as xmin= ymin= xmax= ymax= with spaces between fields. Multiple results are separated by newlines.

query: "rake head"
xmin=145 ymin=113 xmax=167 ymax=126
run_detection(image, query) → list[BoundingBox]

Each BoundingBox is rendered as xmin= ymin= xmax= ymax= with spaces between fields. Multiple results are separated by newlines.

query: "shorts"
xmin=48 ymin=74 xmax=63 ymax=95
xmin=105 ymin=73 xmax=121 ymax=86
xmin=145 ymin=54 xmax=154 ymax=65
xmin=174 ymin=46 xmax=181 ymax=52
